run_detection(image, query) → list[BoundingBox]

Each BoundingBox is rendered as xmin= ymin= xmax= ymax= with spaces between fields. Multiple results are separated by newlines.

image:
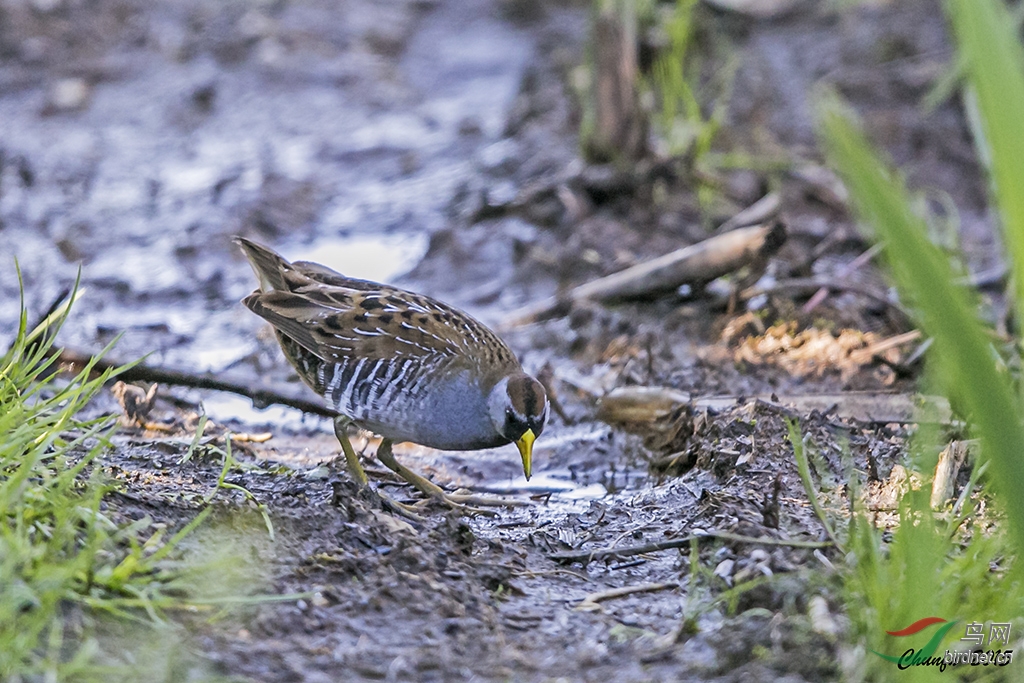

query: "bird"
xmin=234 ymin=236 xmax=548 ymax=514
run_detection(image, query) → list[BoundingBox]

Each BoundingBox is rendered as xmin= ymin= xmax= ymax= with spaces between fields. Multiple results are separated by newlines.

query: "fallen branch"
xmin=57 ymin=349 xmax=337 ymax=418
xmin=548 ymin=530 xmax=832 ymax=565
xmin=504 ymin=222 xmax=786 ymax=327
xmin=590 ymin=387 xmax=953 ymax=427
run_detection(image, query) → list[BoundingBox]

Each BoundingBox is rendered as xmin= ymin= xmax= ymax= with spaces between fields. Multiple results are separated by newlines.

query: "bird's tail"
xmin=233 ymin=236 xmax=292 ymax=292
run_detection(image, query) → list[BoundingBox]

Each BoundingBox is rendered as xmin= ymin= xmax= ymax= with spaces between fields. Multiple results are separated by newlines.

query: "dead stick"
xmin=575 ymin=582 xmax=678 ymax=610
xmin=57 ymin=349 xmax=337 ymax=418
xmin=503 ymin=222 xmax=785 ymax=327
xmin=548 ymin=531 xmax=832 ymax=565
xmin=848 ymin=329 xmax=922 ymax=364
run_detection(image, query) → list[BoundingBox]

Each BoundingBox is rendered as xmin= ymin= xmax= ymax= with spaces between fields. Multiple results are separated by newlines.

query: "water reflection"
xmin=289 ymin=232 xmax=429 ymax=283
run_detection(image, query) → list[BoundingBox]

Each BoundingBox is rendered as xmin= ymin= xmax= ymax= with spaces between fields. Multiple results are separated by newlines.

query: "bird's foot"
xmin=375 ymin=490 xmax=428 ymax=523
xmin=371 ymin=439 xmax=527 ymax=518
xmin=405 ymin=491 xmax=498 ymax=518
xmin=442 ymin=489 xmax=530 ymax=508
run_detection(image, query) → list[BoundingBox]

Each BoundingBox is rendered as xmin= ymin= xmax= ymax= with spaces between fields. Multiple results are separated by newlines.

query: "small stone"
xmin=713 ymin=558 xmax=735 ymax=585
xmin=749 ymin=548 xmax=769 ymax=563
xmin=44 ymin=78 xmax=91 ymax=114
xmin=478 ymin=139 xmax=519 ymax=173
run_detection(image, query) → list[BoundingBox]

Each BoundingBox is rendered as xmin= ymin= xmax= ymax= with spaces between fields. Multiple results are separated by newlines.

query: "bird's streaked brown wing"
xmin=242 ymin=284 xmax=517 ymax=372
xmin=236 ymin=236 xmax=519 ymax=373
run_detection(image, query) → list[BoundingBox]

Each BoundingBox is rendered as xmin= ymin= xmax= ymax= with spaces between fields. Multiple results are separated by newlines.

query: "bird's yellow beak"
xmin=515 ymin=429 xmax=535 ymax=480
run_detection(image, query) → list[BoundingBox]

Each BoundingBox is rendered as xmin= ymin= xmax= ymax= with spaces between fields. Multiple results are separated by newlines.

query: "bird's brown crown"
xmin=503 ymin=373 xmax=548 ymax=441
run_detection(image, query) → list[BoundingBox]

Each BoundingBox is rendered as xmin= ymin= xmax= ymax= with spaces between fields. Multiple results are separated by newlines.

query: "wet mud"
xmin=0 ymin=0 xmax=993 ymax=680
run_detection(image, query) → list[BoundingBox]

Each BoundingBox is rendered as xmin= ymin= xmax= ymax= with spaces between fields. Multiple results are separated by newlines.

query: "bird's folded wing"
xmin=242 ymin=287 xmax=490 ymax=369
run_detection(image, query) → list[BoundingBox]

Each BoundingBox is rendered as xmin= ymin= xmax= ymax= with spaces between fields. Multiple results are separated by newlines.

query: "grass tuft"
xmin=809 ymin=0 xmax=1024 ymax=677
xmin=0 ymin=273 xmax=241 ymax=680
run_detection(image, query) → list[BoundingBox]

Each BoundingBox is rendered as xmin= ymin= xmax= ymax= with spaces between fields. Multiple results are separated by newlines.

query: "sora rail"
xmin=235 ymin=237 xmax=547 ymax=512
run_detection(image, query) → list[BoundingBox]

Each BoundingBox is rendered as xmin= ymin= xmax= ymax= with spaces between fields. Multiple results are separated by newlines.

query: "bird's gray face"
xmin=488 ymin=373 xmax=548 ymax=480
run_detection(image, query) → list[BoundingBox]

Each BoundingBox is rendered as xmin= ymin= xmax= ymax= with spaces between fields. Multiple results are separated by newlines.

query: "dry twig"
xmin=548 ymin=530 xmax=832 ymax=565
xmin=505 ymin=223 xmax=786 ymax=326
xmin=58 ymin=349 xmax=336 ymax=418
xmin=575 ymin=582 xmax=678 ymax=611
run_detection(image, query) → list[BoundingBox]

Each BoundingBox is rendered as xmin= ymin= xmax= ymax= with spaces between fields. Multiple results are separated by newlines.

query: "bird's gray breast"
xmin=322 ymin=359 xmax=504 ymax=450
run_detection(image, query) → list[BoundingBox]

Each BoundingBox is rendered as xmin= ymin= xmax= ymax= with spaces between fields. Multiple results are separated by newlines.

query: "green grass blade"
xmin=180 ymin=414 xmax=209 ymax=464
xmin=817 ymin=93 xmax=1024 ymax=554
xmin=946 ymin=0 xmax=1024 ymax=327
xmin=786 ymin=419 xmax=842 ymax=551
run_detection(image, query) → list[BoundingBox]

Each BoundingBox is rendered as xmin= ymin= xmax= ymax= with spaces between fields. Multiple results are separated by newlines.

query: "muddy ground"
xmin=0 ymin=0 xmax=998 ymax=680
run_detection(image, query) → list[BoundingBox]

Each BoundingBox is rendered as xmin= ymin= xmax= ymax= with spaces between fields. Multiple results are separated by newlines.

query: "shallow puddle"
xmin=287 ymin=231 xmax=430 ymax=283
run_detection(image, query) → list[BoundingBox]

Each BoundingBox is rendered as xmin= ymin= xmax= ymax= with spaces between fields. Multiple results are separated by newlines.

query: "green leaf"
xmin=946 ymin=0 xmax=1024 ymax=328
xmin=817 ymin=92 xmax=1024 ymax=554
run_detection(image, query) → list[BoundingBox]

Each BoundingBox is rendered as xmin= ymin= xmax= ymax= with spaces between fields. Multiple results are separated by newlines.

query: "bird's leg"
xmin=333 ymin=417 xmax=424 ymax=522
xmin=374 ymin=439 xmax=523 ymax=514
xmin=333 ymin=416 xmax=368 ymax=486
